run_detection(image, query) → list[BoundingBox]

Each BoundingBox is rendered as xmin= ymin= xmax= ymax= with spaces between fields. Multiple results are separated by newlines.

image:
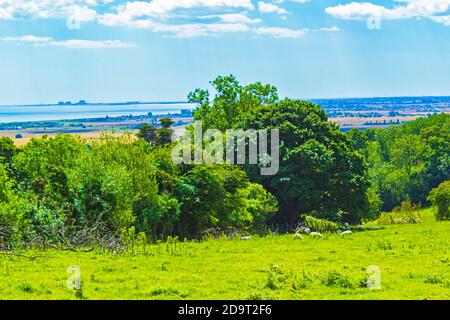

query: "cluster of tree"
xmin=189 ymin=75 xmax=370 ymax=224
xmin=137 ymin=118 xmax=175 ymax=146
xmin=348 ymin=113 xmax=450 ymax=212
xmin=1 ymin=75 xmax=448 ymax=247
xmin=0 ymin=133 xmax=277 ymax=247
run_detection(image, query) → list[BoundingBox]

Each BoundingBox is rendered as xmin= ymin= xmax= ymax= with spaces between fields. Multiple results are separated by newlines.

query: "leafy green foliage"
xmin=304 ymin=215 xmax=339 ymax=233
xmin=371 ymin=201 xmax=422 ymax=225
xmin=2 ymin=128 xmax=278 ymax=245
xmin=0 ymin=137 xmax=16 ymax=168
xmin=137 ymin=118 xmax=175 ymax=146
xmin=349 ymin=114 xmax=450 ymax=212
xmin=428 ymin=181 xmax=450 ymax=220
xmin=189 ymin=76 xmax=369 ymax=224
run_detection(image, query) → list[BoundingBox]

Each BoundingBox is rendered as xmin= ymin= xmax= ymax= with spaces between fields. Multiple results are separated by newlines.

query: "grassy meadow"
xmin=1 ymin=208 xmax=448 ymax=300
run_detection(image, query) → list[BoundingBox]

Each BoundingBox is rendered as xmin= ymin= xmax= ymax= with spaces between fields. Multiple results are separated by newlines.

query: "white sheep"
xmin=294 ymin=233 xmax=304 ymax=240
xmin=310 ymin=232 xmax=323 ymax=238
xmin=340 ymin=230 xmax=353 ymax=236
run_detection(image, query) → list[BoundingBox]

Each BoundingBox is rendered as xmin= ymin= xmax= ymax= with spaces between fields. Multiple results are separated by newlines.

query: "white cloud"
xmin=2 ymin=35 xmax=53 ymax=42
xmin=253 ymin=25 xmax=341 ymax=38
xmin=0 ymin=1 xmax=342 ymax=39
xmin=0 ymin=0 xmax=113 ymax=21
xmin=258 ymin=2 xmax=289 ymax=14
xmin=48 ymin=39 xmax=136 ymax=49
xmin=429 ymin=14 xmax=450 ymax=25
xmin=326 ymin=0 xmax=450 ymax=26
xmin=99 ymin=0 xmax=255 ymax=21
xmin=202 ymin=12 xmax=262 ymax=24
xmin=2 ymin=35 xmax=135 ymax=49
xmin=319 ymin=26 xmax=341 ymax=32
xmin=97 ymin=0 xmax=260 ymax=37
xmin=254 ymin=26 xmax=308 ymax=38
xmin=275 ymin=0 xmax=309 ymax=4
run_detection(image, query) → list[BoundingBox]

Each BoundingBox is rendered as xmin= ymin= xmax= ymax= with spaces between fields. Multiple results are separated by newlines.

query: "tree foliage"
xmin=348 ymin=113 xmax=450 ymax=211
xmin=189 ymin=75 xmax=369 ymax=223
xmin=428 ymin=181 xmax=450 ymax=220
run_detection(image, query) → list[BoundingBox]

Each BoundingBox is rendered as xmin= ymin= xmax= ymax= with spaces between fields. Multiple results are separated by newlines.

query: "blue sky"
xmin=1 ymin=0 xmax=450 ymax=104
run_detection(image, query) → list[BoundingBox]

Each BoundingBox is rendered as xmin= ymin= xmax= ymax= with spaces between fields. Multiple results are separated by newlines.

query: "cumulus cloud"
xmin=325 ymin=0 xmax=450 ymax=26
xmin=0 ymin=1 xmax=341 ymax=39
xmin=97 ymin=0 xmax=261 ymax=37
xmin=0 ymin=0 xmax=113 ymax=21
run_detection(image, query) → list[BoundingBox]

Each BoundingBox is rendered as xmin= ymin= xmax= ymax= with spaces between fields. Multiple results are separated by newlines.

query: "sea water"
xmin=0 ymin=103 xmax=195 ymax=123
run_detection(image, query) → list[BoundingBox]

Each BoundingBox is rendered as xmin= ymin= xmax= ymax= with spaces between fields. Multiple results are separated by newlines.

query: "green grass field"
xmin=1 ymin=209 xmax=449 ymax=300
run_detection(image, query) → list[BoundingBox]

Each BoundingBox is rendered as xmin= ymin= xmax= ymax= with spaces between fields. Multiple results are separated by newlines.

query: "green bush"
xmin=428 ymin=181 xmax=450 ymax=220
xmin=304 ymin=215 xmax=339 ymax=233
xmin=321 ymin=270 xmax=354 ymax=289
xmin=371 ymin=201 xmax=422 ymax=225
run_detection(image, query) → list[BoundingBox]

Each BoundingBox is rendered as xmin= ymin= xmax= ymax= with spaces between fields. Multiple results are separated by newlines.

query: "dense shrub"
xmin=372 ymin=201 xmax=422 ymax=225
xmin=0 ymin=132 xmax=279 ymax=246
xmin=304 ymin=215 xmax=339 ymax=233
xmin=428 ymin=181 xmax=450 ymax=220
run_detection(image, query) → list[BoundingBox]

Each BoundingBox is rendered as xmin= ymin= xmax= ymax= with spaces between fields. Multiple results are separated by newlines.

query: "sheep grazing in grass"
xmin=340 ymin=230 xmax=353 ymax=236
xmin=310 ymin=232 xmax=323 ymax=238
xmin=297 ymin=227 xmax=311 ymax=235
xmin=241 ymin=236 xmax=252 ymax=241
xmin=294 ymin=233 xmax=304 ymax=240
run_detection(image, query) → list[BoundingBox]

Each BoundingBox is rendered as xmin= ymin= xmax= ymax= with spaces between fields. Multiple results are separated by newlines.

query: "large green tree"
xmin=189 ymin=75 xmax=370 ymax=224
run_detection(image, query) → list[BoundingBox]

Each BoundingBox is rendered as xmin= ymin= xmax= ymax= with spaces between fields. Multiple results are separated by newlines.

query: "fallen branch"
xmin=0 ymin=251 xmax=43 ymax=260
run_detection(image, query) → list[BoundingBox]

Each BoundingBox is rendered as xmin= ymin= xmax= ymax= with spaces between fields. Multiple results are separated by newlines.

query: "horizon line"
xmin=1 ymin=95 xmax=450 ymax=108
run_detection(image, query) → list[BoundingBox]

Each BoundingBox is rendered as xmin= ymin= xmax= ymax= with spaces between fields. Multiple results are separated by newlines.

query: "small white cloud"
xmin=2 ymin=35 xmax=53 ymax=42
xmin=325 ymin=0 xmax=450 ymax=26
xmin=258 ymin=2 xmax=289 ymax=14
xmin=275 ymin=0 xmax=310 ymax=3
xmin=253 ymin=27 xmax=309 ymax=38
xmin=0 ymin=0 xmax=112 ymax=20
xmin=319 ymin=26 xmax=341 ymax=32
xmin=2 ymin=35 xmax=135 ymax=49
xmin=429 ymin=14 xmax=450 ymax=26
xmin=47 ymin=39 xmax=136 ymax=49
xmin=212 ymin=13 xmax=262 ymax=24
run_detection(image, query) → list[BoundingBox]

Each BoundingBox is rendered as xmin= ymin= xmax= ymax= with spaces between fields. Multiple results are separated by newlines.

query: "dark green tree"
xmin=428 ymin=180 xmax=450 ymax=220
xmin=137 ymin=124 xmax=158 ymax=144
xmin=189 ymin=76 xmax=369 ymax=224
